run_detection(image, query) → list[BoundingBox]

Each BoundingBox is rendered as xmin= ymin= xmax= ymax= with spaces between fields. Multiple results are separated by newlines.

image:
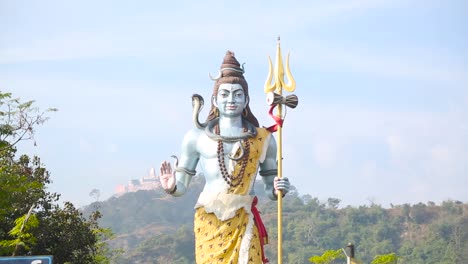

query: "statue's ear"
xmin=212 ymin=96 xmax=218 ymax=107
xmin=244 ymin=96 xmax=249 ymax=108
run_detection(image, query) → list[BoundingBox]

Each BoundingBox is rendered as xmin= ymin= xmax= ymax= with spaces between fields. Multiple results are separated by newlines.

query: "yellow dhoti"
xmin=194 ymin=207 xmax=263 ymax=264
xmin=194 ymin=128 xmax=271 ymax=264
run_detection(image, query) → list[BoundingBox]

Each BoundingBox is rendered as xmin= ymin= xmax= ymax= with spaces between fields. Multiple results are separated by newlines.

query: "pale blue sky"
xmin=1 ymin=0 xmax=467 ymax=207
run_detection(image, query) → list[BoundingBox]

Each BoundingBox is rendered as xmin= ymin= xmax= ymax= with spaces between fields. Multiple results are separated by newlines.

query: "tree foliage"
xmin=309 ymin=248 xmax=345 ymax=264
xmin=371 ymin=253 xmax=399 ymax=264
xmin=0 ymin=92 xmax=56 ymax=149
xmin=0 ymin=207 xmax=39 ymax=255
xmin=0 ymin=91 xmax=114 ymax=263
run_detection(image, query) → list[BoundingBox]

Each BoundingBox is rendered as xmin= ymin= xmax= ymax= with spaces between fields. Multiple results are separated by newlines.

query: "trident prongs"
xmin=264 ymin=37 xmax=296 ymax=94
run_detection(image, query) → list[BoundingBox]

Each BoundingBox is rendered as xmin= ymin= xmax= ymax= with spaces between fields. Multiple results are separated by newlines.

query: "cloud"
xmin=0 ymin=31 xmax=152 ymax=64
xmin=79 ymin=138 xmax=94 ymax=153
xmin=107 ymin=143 xmax=118 ymax=153
xmin=313 ymin=141 xmax=339 ymax=168
xmin=290 ymin=0 xmax=395 ymax=22
xmin=0 ymin=0 xmax=412 ymax=65
xmin=284 ymin=101 xmax=468 ymax=205
xmin=293 ymin=41 xmax=468 ymax=83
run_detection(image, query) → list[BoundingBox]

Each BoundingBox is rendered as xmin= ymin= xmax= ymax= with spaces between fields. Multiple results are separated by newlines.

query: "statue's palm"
xmin=160 ymin=161 xmax=176 ymax=190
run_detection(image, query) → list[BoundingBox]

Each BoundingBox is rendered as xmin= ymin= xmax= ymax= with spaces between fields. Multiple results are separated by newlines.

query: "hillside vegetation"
xmin=83 ymin=176 xmax=467 ymax=264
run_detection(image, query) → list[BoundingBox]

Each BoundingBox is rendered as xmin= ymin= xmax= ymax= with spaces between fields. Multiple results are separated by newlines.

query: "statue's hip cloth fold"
xmin=194 ymin=192 xmax=269 ymax=264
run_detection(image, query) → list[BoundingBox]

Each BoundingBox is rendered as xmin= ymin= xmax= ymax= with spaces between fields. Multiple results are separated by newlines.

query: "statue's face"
xmin=214 ymin=83 xmax=247 ymax=118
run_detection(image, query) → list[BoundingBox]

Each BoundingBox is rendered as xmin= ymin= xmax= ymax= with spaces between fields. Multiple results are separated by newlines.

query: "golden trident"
xmin=264 ymin=37 xmax=297 ymax=264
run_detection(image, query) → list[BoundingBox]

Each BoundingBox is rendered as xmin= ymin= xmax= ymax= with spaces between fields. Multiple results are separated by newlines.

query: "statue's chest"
xmin=197 ymin=133 xmax=264 ymax=165
xmin=197 ymin=135 xmax=237 ymax=159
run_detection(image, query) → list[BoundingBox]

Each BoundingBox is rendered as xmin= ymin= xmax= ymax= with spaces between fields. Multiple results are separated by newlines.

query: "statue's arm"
xmin=260 ymin=134 xmax=291 ymax=200
xmin=260 ymin=134 xmax=279 ymax=200
xmin=172 ymin=129 xmax=200 ymax=197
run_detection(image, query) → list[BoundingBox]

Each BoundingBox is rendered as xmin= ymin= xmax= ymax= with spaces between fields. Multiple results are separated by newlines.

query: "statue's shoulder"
xmin=180 ymin=127 xmax=205 ymax=154
xmin=256 ymin=127 xmax=272 ymax=138
xmin=181 ymin=127 xmax=204 ymax=146
xmin=183 ymin=127 xmax=204 ymax=140
xmin=255 ymin=127 xmax=276 ymax=148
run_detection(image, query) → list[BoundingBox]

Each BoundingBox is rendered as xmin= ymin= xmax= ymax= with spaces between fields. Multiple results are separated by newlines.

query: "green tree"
xmin=371 ymin=253 xmax=400 ymax=264
xmin=0 ymin=92 xmax=56 ymax=148
xmin=0 ymin=206 xmax=39 ymax=255
xmin=309 ymin=249 xmax=345 ymax=264
xmin=0 ymin=91 xmax=114 ymax=262
xmin=0 ymin=147 xmax=59 ymax=255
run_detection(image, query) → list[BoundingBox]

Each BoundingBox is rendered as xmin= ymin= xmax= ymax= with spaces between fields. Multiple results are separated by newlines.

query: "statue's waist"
xmin=195 ymin=191 xmax=254 ymax=221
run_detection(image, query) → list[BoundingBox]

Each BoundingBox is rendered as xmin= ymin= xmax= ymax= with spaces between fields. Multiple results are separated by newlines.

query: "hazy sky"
xmin=1 ymin=0 xmax=467 ymax=208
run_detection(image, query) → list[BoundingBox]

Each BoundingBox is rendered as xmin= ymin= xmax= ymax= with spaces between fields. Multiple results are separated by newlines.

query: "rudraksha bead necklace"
xmin=215 ymin=124 xmax=250 ymax=187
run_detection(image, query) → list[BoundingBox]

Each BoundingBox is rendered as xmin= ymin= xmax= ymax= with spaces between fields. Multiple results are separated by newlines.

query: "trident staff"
xmin=264 ymin=37 xmax=298 ymax=264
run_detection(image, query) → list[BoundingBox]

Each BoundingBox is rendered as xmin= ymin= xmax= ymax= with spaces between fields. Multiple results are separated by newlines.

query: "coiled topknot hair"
xmin=207 ymin=51 xmax=259 ymax=127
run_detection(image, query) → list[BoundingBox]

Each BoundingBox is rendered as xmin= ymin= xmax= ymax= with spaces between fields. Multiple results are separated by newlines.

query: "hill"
xmin=83 ymin=177 xmax=468 ymax=263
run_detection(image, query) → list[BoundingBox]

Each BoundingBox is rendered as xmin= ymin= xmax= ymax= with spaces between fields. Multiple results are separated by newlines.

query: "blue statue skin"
xmin=159 ymin=83 xmax=290 ymax=200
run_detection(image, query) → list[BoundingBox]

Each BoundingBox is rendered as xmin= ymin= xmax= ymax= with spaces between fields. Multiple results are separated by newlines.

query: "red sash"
xmin=251 ymin=196 xmax=269 ymax=263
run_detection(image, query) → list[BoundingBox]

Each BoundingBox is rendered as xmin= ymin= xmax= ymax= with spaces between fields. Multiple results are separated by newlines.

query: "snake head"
xmin=192 ymin=94 xmax=204 ymax=108
xmin=192 ymin=94 xmax=207 ymax=129
xmin=170 ymin=155 xmax=179 ymax=167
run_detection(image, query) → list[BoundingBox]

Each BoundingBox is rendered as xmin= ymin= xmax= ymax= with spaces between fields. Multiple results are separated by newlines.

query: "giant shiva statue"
xmin=159 ymin=51 xmax=290 ymax=264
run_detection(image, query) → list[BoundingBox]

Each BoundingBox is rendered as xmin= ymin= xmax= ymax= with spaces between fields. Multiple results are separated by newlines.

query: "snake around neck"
xmin=191 ymin=94 xmax=257 ymax=142
xmin=205 ymin=118 xmax=257 ymax=142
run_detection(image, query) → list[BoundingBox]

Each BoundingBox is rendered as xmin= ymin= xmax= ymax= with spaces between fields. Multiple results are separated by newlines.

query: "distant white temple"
xmin=115 ymin=167 xmax=161 ymax=195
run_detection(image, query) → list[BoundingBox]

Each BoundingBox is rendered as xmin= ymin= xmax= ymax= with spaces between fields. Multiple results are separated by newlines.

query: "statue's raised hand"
xmin=160 ymin=161 xmax=176 ymax=193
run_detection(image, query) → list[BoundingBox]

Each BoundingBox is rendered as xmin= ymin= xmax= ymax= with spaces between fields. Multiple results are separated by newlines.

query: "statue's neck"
xmin=218 ymin=116 xmax=244 ymax=136
xmin=205 ymin=117 xmax=256 ymax=141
